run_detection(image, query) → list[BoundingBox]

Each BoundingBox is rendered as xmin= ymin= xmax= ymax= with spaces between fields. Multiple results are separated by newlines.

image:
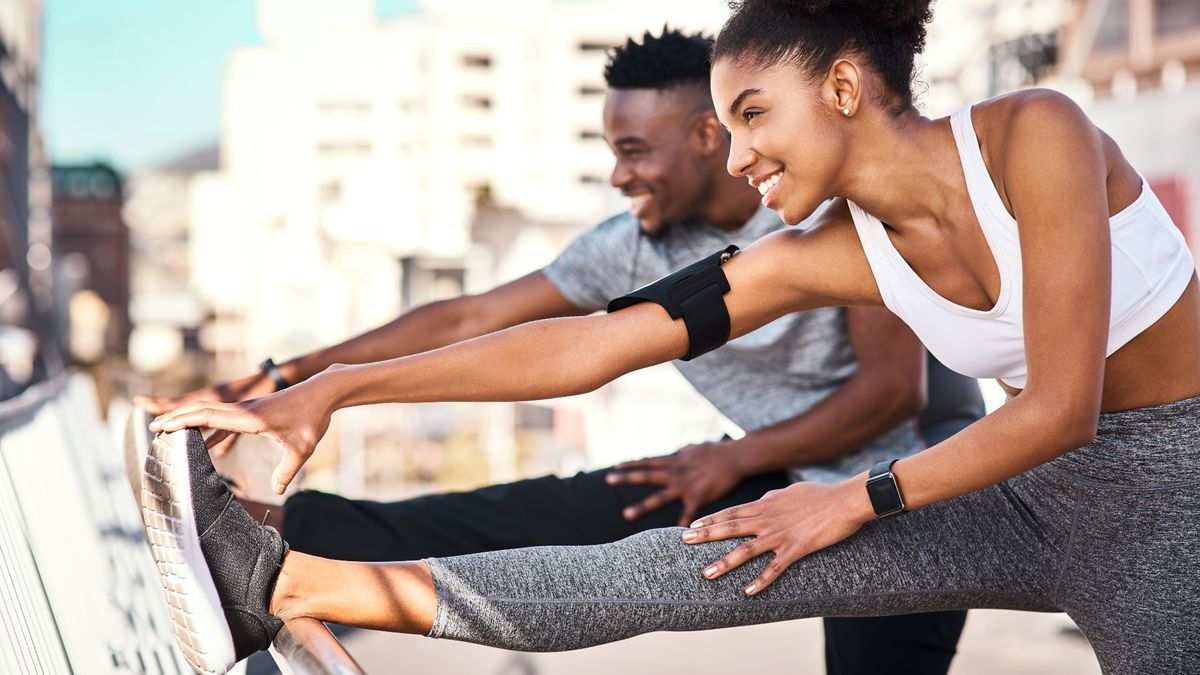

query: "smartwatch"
xmin=258 ymin=357 xmax=291 ymax=392
xmin=865 ymin=459 xmax=906 ymax=519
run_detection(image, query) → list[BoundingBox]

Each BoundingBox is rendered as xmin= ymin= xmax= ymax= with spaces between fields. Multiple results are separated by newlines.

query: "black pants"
xmin=283 ymin=466 xmax=966 ymax=674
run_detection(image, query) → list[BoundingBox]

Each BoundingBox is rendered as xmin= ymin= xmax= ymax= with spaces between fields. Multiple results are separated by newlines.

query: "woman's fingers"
xmin=271 ymin=446 xmax=311 ymax=495
xmin=698 ymin=535 xmax=772 ymax=581
xmin=681 ymin=515 xmax=757 ymax=544
xmin=151 ymin=402 xmax=265 ymax=435
xmin=741 ymin=550 xmax=798 ymax=595
xmin=687 ymin=501 xmax=760 ymax=530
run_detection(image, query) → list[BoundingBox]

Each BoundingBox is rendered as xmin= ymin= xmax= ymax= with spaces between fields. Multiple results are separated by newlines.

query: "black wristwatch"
xmin=865 ymin=459 xmax=906 ymax=519
xmin=258 ymin=357 xmax=291 ymax=392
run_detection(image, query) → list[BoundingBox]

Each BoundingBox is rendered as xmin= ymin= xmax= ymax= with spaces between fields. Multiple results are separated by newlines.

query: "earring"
xmin=842 ymin=107 xmax=850 ymax=117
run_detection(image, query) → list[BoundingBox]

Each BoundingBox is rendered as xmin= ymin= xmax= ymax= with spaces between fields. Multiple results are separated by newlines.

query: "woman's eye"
xmin=742 ymin=109 xmax=762 ymax=124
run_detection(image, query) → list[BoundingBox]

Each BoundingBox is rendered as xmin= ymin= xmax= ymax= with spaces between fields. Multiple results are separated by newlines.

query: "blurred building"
xmin=923 ymin=0 xmax=1200 ymax=256
xmin=50 ymin=163 xmax=130 ymax=360
xmin=191 ymin=0 xmax=729 ymax=371
xmin=0 ymin=0 xmax=46 ymax=399
xmin=1057 ymin=0 xmax=1200 ymax=250
xmin=123 ymin=146 xmax=213 ymax=384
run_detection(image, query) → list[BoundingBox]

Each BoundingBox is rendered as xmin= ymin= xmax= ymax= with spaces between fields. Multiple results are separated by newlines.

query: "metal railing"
xmin=0 ymin=373 xmax=364 ymax=675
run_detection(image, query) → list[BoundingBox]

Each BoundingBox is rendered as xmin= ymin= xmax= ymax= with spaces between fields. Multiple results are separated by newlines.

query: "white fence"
xmin=0 ymin=374 xmax=362 ymax=675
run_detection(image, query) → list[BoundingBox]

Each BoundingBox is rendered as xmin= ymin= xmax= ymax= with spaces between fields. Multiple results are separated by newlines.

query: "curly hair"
xmin=713 ymin=0 xmax=936 ymax=110
xmin=604 ymin=26 xmax=714 ymax=91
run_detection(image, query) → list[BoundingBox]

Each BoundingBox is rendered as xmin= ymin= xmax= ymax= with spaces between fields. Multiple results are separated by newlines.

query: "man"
xmin=140 ymin=28 xmax=982 ymax=675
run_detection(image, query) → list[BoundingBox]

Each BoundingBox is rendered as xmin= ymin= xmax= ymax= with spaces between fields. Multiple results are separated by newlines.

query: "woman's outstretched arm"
xmin=151 ymin=205 xmax=880 ymax=493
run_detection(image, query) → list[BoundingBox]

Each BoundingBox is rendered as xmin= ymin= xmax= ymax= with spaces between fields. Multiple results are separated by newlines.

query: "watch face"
xmin=866 ymin=474 xmax=904 ymax=516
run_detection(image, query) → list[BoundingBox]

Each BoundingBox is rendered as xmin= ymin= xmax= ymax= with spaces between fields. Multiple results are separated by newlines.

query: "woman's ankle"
xmin=269 ymin=549 xmax=304 ymax=621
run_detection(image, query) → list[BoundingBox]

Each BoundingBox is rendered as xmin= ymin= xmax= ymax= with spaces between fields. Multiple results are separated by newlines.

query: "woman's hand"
xmin=681 ymin=478 xmax=874 ymax=595
xmin=148 ymin=374 xmax=339 ymax=495
xmin=605 ymin=441 xmax=746 ymax=527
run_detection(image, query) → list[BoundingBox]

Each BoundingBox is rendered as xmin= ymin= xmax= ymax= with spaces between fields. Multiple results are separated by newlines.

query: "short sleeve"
xmin=542 ymin=214 xmax=641 ymax=311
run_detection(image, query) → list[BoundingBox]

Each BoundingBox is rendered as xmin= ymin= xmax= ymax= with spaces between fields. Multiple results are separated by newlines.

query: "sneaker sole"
xmin=141 ymin=429 xmax=237 ymax=674
xmin=123 ymin=406 xmax=153 ymax=511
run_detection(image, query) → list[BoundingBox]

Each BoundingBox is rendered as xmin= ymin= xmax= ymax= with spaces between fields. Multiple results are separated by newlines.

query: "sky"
xmin=42 ymin=0 xmax=420 ymax=174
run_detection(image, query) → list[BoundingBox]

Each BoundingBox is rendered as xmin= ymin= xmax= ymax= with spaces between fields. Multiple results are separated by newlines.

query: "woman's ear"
xmin=828 ymin=58 xmax=863 ymax=117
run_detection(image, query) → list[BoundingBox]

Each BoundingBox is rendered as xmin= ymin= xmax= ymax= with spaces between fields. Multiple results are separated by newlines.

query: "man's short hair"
xmin=604 ymin=26 xmax=713 ymax=91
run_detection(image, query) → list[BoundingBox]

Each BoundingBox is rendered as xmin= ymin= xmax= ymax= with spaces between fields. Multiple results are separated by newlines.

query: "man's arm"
xmin=608 ymin=305 xmax=925 ymax=525
xmin=274 ymin=271 xmax=590 ymax=385
xmin=726 ymin=306 xmax=926 ymax=475
xmin=137 ymin=271 xmax=589 ymax=413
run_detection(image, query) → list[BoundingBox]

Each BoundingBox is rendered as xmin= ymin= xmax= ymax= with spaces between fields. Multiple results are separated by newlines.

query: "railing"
xmin=0 ymin=373 xmax=364 ymax=675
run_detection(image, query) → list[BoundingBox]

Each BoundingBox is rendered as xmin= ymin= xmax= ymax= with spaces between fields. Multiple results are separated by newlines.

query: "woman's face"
xmin=711 ymin=57 xmax=846 ymax=225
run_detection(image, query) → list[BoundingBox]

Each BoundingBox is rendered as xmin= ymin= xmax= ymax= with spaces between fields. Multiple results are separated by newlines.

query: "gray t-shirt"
xmin=543 ymin=206 xmax=924 ymax=483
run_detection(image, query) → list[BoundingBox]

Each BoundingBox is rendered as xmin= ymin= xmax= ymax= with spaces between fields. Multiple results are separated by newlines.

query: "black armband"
xmin=606 ymin=245 xmax=739 ymax=361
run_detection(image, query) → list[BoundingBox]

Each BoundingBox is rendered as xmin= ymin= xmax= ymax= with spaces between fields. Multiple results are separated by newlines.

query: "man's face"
xmin=603 ymin=87 xmax=716 ymax=236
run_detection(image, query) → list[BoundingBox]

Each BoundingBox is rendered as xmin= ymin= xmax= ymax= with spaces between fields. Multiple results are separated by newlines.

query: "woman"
xmin=145 ymin=1 xmax=1199 ymax=673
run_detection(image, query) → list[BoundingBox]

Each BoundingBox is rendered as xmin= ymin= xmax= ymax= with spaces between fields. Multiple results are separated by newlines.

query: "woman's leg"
xmin=264 ymin=468 xmax=1072 ymax=651
xmin=1044 ymin=398 xmax=1200 ymax=674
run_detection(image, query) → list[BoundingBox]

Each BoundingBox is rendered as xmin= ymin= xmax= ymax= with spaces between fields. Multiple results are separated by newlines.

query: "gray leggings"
xmin=426 ymin=396 xmax=1200 ymax=674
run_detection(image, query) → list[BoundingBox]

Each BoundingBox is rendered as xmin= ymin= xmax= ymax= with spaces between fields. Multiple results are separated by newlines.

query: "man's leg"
xmin=823 ymin=613 xmax=967 ymax=675
xmin=277 ymin=466 xmax=791 ymax=561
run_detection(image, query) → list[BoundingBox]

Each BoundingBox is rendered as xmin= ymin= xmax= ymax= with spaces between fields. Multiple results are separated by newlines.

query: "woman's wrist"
xmin=308 ymin=363 xmax=361 ymax=412
xmin=837 ymin=472 xmax=878 ymax=526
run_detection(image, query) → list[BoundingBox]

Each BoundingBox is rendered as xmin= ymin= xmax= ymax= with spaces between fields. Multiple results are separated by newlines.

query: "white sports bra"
xmin=849 ymin=104 xmax=1195 ymax=389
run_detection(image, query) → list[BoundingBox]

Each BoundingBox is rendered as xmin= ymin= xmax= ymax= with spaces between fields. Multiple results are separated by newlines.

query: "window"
xmin=316 ymin=100 xmax=371 ymax=115
xmin=578 ymin=174 xmax=605 ymax=185
xmin=1096 ymin=0 xmax=1131 ymax=50
xmin=461 ymin=54 xmax=492 ymax=69
xmin=1156 ymin=0 xmax=1200 ymax=34
xmin=316 ymin=140 xmax=372 ymax=157
xmin=578 ymin=41 xmax=611 ymax=53
xmin=578 ymin=130 xmax=603 ymax=141
xmin=578 ymin=85 xmax=605 ymax=96
xmin=461 ymin=134 xmax=493 ymax=149
xmin=462 ymin=94 xmax=492 ymax=110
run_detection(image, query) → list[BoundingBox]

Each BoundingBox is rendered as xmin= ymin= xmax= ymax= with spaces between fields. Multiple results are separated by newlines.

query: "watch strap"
xmin=259 ymin=358 xmax=291 ymax=392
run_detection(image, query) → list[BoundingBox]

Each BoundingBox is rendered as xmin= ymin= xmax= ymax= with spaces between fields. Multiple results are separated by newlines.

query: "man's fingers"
xmin=271 ymin=447 xmax=309 ymax=495
xmin=605 ymin=468 xmax=672 ymax=486
xmin=677 ymin=501 xmax=700 ymax=529
xmin=623 ymin=488 xmax=678 ymax=521
xmin=611 ymin=457 xmax=672 ymax=471
xmin=697 ymin=536 xmax=772 ymax=581
xmin=134 ymin=395 xmax=177 ymax=415
xmin=205 ymin=429 xmax=240 ymax=454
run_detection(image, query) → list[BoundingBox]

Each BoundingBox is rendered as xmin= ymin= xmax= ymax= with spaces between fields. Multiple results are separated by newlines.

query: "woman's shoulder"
xmin=969 ymin=89 xmax=1109 ymax=201
xmin=971 ymin=89 xmax=1098 ymax=159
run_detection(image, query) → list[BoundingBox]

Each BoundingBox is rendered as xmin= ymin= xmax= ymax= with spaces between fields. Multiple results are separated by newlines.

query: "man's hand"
xmin=605 ymin=441 xmax=746 ymax=527
xmin=135 ymin=372 xmax=277 ymax=414
xmin=134 ymin=372 xmax=278 ymax=455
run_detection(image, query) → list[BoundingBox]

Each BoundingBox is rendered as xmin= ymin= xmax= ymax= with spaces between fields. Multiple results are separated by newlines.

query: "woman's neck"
xmin=835 ymin=111 xmax=965 ymax=231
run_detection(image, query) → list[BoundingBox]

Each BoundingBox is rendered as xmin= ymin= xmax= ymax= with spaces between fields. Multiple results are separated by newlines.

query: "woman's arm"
xmin=893 ymin=91 xmax=1111 ymax=509
xmin=151 ymin=206 xmax=880 ymax=493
